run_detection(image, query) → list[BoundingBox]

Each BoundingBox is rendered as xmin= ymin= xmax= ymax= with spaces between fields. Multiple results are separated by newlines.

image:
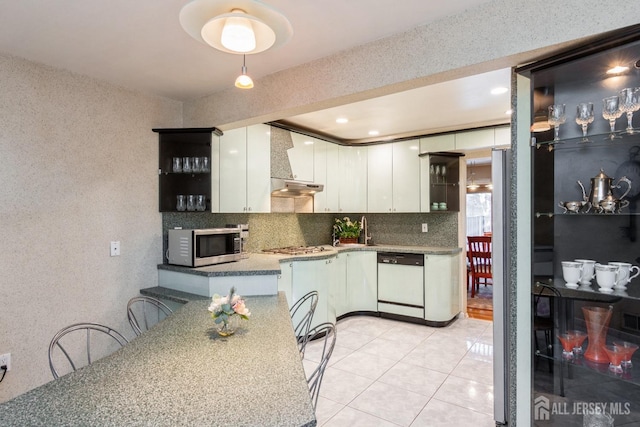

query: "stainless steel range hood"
xmin=271 ymin=178 xmax=324 ymax=198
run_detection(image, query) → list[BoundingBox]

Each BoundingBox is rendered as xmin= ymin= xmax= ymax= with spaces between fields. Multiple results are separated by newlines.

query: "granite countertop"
xmin=0 ymin=293 xmax=316 ymax=427
xmin=158 ymin=244 xmax=462 ymax=277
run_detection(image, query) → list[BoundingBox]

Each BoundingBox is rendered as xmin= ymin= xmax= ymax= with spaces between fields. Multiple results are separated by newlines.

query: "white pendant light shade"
xmin=219 ymin=10 xmax=256 ymax=52
xmin=235 ymin=73 xmax=254 ymax=89
xmin=180 ymin=0 xmax=292 ymax=54
xmin=235 ymin=55 xmax=254 ymax=89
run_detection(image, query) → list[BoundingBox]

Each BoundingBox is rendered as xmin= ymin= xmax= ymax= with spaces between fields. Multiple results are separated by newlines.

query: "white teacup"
xmin=561 ymin=261 xmax=582 ymax=287
xmin=608 ymin=262 xmax=640 ymax=289
xmin=595 ymin=264 xmax=619 ymax=292
xmin=575 ymin=259 xmax=596 ymax=285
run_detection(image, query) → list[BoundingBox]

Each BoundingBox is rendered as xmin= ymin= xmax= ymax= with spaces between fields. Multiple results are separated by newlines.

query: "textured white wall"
xmin=183 ymin=0 xmax=640 ymax=129
xmin=0 ymin=54 xmax=182 ymax=401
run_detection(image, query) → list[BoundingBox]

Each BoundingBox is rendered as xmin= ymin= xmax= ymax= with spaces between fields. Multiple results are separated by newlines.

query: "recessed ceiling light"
xmin=368 ymin=130 xmax=379 ymax=136
xmin=409 ymin=145 xmax=419 ymax=150
xmin=491 ymin=87 xmax=508 ymax=95
xmin=304 ymin=140 xmax=314 ymax=145
xmin=606 ymin=65 xmax=629 ymax=75
xmin=336 ymin=117 xmax=349 ymax=124
xmin=505 ymin=109 xmax=513 ymax=115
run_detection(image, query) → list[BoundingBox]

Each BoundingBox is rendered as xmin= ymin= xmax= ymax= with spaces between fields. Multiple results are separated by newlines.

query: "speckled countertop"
xmin=0 ymin=293 xmax=316 ymax=427
xmin=158 ymin=244 xmax=461 ymax=277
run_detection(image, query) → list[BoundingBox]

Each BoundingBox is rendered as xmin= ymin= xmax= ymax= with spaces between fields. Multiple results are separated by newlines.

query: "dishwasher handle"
xmin=377 ymin=252 xmax=424 ymax=266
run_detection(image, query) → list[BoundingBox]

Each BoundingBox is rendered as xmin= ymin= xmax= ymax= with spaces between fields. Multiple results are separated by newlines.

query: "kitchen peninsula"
xmin=0 ymin=294 xmax=316 ymax=427
xmin=157 ymin=244 xmax=462 ymax=327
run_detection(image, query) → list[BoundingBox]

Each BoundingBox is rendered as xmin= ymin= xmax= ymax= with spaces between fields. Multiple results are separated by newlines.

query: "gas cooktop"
xmin=262 ymin=246 xmax=326 ymax=255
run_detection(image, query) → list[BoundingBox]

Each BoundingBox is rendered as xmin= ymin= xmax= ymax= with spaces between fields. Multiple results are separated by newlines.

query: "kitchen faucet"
xmin=361 ymin=215 xmax=372 ymax=245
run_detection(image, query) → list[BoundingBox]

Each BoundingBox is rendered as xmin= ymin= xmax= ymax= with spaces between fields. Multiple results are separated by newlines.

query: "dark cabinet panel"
xmin=153 ymin=127 xmax=220 ymax=212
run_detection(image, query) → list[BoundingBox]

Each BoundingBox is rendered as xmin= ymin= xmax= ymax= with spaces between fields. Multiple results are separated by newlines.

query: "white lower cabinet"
xmin=345 ymin=252 xmax=377 ymax=312
xmin=424 ymin=253 xmax=461 ymax=323
xmin=278 ymin=258 xmax=336 ymax=331
xmin=331 ymin=252 xmax=348 ymax=318
xmin=277 ymin=250 xmax=459 ymax=328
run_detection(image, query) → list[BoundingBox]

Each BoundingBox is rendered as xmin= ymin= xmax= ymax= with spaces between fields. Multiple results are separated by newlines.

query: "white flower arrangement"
xmin=208 ymin=287 xmax=251 ymax=326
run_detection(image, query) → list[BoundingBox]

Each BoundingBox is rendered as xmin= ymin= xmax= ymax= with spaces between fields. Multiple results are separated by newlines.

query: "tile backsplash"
xmin=162 ymin=212 xmax=458 ymax=259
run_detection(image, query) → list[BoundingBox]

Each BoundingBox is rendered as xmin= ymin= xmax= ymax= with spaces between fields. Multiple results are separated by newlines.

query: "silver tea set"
xmin=558 ymin=168 xmax=631 ymax=214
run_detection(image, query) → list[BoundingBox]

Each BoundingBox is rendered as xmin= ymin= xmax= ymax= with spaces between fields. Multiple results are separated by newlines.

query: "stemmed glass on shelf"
xmin=548 ymin=104 xmax=566 ymax=142
xmin=575 ymin=102 xmax=594 ymax=142
xmin=603 ymin=95 xmax=623 ymax=139
xmin=619 ymin=87 xmax=640 ymax=134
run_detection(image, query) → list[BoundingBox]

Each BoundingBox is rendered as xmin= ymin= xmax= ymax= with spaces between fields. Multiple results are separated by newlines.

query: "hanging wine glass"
xmin=618 ymin=87 xmax=640 ymax=134
xmin=548 ymin=104 xmax=566 ymax=142
xmin=575 ymin=102 xmax=594 ymax=142
xmin=603 ymin=96 xmax=623 ymax=139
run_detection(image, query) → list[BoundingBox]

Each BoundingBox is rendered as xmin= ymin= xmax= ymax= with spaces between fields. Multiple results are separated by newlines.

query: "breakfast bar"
xmin=0 ymin=293 xmax=316 ymax=427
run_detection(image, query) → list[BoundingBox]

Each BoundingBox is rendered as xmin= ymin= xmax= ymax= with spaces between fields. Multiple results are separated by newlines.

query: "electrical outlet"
xmin=110 ymin=241 xmax=120 ymax=257
xmin=421 ymin=223 xmax=428 ymax=233
xmin=0 ymin=353 xmax=11 ymax=371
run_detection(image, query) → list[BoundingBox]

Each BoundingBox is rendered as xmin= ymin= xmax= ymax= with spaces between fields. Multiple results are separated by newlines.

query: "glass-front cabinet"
xmin=419 ymin=152 xmax=462 ymax=212
xmin=525 ymin=32 xmax=640 ymax=426
xmin=154 ymin=127 xmax=221 ymax=212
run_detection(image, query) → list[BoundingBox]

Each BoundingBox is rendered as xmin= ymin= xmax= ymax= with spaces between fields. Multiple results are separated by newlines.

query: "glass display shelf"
xmin=534 ymin=277 xmax=640 ymax=302
xmin=533 ymin=129 xmax=640 ymax=150
xmin=535 ymin=345 xmax=640 ymax=387
xmin=535 ymin=211 xmax=640 ymax=217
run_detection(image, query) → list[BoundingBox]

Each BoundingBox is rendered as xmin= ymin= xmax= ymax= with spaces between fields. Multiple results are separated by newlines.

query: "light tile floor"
xmin=303 ymin=315 xmax=495 ymax=427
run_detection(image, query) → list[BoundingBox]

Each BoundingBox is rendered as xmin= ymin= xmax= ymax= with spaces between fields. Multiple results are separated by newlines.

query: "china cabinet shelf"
xmin=535 ymin=347 xmax=640 ymax=387
xmin=534 ymin=129 xmax=640 ymax=150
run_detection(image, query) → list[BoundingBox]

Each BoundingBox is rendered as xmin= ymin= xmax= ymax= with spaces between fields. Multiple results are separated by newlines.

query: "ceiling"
xmin=0 ymin=0 xmax=510 ymax=142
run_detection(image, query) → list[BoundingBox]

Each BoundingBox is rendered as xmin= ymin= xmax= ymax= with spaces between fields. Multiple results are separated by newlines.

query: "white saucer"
xmin=598 ymin=287 xmax=614 ymax=293
xmin=565 ymin=283 xmax=579 ymax=289
xmin=614 ymin=286 xmax=627 ymax=291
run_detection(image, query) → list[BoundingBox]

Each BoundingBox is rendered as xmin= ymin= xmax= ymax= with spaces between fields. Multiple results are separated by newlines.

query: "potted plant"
xmin=333 ymin=217 xmax=361 ymax=244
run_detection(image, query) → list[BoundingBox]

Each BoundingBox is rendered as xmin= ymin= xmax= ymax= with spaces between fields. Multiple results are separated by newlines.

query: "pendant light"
xmin=467 ymin=161 xmax=480 ymax=190
xmin=217 ymin=9 xmax=256 ymax=53
xmin=235 ymin=55 xmax=254 ymax=89
xmin=180 ymin=0 xmax=292 ymax=55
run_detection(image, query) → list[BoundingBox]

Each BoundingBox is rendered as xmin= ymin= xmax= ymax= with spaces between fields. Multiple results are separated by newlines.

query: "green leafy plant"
xmin=333 ymin=217 xmax=362 ymax=238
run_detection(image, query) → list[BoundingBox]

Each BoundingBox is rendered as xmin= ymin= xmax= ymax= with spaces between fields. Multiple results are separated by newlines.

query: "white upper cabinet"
xmin=367 ymin=144 xmax=393 ymax=212
xmin=338 ymin=145 xmax=368 ymax=212
xmin=455 ymin=128 xmax=495 ymax=150
xmin=219 ymin=127 xmax=247 ymax=213
xmin=287 ymin=133 xmax=315 ymax=182
xmin=419 ymin=134 xmax=455 ymax=153
xmin=218 ymin=124 xmax=271 ymax=213
xmin=246 ymin=124 xmax=271 ymax=212
xmin=494 ymin=126 xmax=511 ymax=148
xmin=392 ymin=140 xmax=421 ymax=212
xmin=313 ymin=139 xmax=341 ymax=213
xmin=367 ymin=140 xmax=420 ymax=212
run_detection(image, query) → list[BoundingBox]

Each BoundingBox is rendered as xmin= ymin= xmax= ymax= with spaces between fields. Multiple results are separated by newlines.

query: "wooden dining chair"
xmin=467 ymin=236 xmax=492 ymax=298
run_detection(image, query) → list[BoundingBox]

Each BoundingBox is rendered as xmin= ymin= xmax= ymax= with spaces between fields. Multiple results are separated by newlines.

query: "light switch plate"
xmin=421 ymin=223 xmax=428 ymax=233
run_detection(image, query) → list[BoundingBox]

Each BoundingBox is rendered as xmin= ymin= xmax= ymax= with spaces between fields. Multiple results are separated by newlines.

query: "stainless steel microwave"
xmin=167 ymin=228 xmax=242 ymax=267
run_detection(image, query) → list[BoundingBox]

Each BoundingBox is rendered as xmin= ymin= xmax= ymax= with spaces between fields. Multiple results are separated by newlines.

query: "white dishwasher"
xmin=377 ymin=252 xmax=424 ymax=319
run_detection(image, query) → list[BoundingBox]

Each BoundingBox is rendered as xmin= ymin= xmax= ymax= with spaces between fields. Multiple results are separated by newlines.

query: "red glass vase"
xmin=582 ymin=306 xmax=613 ymax=363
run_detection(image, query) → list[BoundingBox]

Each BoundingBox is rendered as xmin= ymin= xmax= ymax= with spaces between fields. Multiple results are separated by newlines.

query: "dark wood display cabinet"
xmin=420 ymin=151 xmax=463 ymax=212
xmin=153 ymin=127 xmax=222 ymax=212
xmin=522 ymin=29 xmax=640 ymax=426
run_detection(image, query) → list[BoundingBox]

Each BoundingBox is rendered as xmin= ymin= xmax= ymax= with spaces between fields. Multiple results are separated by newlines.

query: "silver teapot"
xmin=577 ymin=168 xmax=631 ymax=212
